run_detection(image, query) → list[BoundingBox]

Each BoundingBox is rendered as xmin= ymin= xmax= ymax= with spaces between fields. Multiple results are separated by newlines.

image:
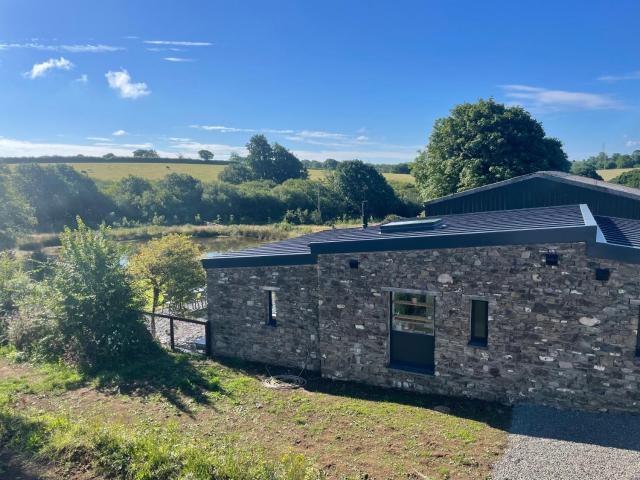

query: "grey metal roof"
xmin=425 ymin=171 xmax=640 ymax=206
xmin=203 ymin=204 xmax=594 ymax=268
xmin=594 ymin=215 xmax=640 ymax=248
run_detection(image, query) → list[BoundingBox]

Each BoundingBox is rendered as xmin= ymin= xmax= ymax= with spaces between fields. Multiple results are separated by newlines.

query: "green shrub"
xmin=49 ymin=219 xmax=152 ymax=369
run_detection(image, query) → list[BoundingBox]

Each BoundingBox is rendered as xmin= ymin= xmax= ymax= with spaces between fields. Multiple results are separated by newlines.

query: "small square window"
xmin=595 ymin=268 xmax=610 ymax=281
xmin=267 ymin=290 xmax=277 ymax=326
xmin=545 ymin=252 xmax=559 ymax=266
xmin=469 ymin=299 xmax=488 ymax=347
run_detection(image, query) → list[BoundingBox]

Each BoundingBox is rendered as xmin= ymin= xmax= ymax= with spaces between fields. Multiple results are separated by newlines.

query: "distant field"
xmin=19 ymin=162 xmax=415 ymax=184
xmin=597 ymin=168 xmax=638 ymax=181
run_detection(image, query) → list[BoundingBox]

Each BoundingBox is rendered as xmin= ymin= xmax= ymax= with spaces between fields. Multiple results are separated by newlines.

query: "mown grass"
xmin=0 ymin=347 xmax=509 ymax=479
xmin=17 ymin=162 xmax=414 ymax=185
xmin=597 ymin=168 xmax=639 ymax=181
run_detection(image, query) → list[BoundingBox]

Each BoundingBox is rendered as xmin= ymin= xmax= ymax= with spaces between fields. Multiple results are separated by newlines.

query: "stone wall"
xmin=316 ymin=242 xmax=640 ymax=413
xmin=207 ymin=264 xmax=320 ymax=370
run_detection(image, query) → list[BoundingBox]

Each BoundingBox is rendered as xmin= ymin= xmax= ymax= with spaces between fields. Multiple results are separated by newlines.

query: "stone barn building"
xmin=203 ymin=172 xmax=640 ymax=413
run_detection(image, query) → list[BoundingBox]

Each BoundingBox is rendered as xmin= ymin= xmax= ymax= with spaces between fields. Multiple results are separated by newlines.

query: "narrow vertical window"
xmin=470 ymin=299 xmax=488 ymax=346
xmin=636 ymin=306 xmax=640 ymax=357
xmin=267 ymin=290 xmax=277 ymax=326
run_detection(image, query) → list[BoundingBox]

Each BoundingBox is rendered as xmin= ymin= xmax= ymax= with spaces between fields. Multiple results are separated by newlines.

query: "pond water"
xmin=39 ymin=235 xmax=267 ymax=258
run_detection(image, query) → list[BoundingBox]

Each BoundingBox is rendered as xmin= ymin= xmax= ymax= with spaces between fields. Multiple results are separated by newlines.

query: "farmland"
xmin=597 ymin=168 xmax=638 ymax=182
xmin=8 ymin=161 xmax=415 ymax=184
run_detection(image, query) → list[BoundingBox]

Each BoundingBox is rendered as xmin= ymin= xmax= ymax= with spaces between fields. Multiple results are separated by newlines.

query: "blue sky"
xmin=1 ymin=0 xmax=639 ymax=163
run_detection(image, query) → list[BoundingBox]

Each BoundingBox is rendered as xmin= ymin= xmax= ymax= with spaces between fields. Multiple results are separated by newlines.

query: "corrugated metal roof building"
xmin=425 ymin=171 xmax=640 ymax=219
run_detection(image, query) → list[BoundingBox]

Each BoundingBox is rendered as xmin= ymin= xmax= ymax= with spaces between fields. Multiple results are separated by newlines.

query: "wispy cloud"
xmin=144 ymin=40 xmax=212 ymax=47
xmin=25 ymin=57 xmax=73 ymax=79
xmin=626 ymin=139 xmax=640 ymax=148
xmin=0 ymin=42 xmax=123 ymax=53
xmin=112 ymin=129 xmax=127 ymax=136
xmin=501 ymin=84 xmax=622 ymax=111
xmin=75 ymin=74 xmax=88 ymax=83
xmin=105 ymin=69 xmax=150 ymax=99
xmin=190 ymin=125 xmax=255 ymax=133
xmin=163 ymin=57 xmax=195 ymax=62
xmin=598 ymin=70 xmax=640 ymax=82
xmin=86 ymin=136 xmax=111 ymax=142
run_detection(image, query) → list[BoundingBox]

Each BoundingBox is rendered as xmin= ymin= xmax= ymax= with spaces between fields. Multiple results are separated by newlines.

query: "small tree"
xmin=198 ymin=149 xmax=214 ymax=161
xmin=0 ymin=169 xmax=35 ymax=249
xmin=128 ymin=235 xmax=205 ymax=336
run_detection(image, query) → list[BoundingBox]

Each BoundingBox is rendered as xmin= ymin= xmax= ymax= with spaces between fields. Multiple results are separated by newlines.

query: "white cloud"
xmin=190 ymin=125 xmax=255 ymax=133
xmin=112 ymin=129 xmax=127 ymax=136
xmin=0 ymin=42 xmax=123 ymax=52
xmin=75 ymin=74 xmax=88 ymax=83
xmin=598 ymin=71 xmax=640 ymax=82
xmin=626 ymin=140 xmax=640 ymax=148
xmin=26 ymin=57 xmax=73 ymax=79
xmin=144 ymin=40 xmax=212 ymax=46
xmin=0 ymin=136 xmax=175 ymax=158
xmin=501 ymin=84 xmax=622 ymax=111
xmin=86 ymin=136 xmax=111 ymax=142
xmin=105 ymin=70 xmax=150 ymax=99
xmin=163 ymin=57 xmax=195 ymax=62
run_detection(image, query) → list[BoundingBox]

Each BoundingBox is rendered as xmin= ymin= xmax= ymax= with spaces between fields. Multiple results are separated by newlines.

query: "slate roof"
xmin=203 ymin=204 xmax=598 ymax=268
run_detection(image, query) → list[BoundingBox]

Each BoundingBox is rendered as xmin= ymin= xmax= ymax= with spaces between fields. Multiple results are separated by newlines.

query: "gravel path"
xmin=492 ymin=405 xmax=640 ymax=480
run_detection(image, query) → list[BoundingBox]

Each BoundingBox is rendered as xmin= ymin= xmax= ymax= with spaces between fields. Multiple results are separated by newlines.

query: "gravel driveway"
xmin=492 ymin=405 xmax=640 ymax=480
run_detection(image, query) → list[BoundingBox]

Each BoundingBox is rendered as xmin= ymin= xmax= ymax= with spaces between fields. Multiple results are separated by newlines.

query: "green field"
xmin=597 ymin=168 xmax=638 ymax=181
xmin=16 ymin=162 xmax=415 ymax=184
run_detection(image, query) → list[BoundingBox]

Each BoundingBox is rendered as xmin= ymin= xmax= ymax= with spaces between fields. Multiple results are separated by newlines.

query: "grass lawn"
xmin=0 ymin=348 xmax=509 ymax=479
xmin=13 ymin=162 xmax=415 ymax=184
xmin=597 ymin=168 xmax=638 ymax=181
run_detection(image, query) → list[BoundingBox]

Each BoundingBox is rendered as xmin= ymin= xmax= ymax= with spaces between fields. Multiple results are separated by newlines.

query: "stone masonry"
xmin=206 ymin=241 xmax=640 ymax=413
xmin=207 ymin=264 xmax=320 ymax=371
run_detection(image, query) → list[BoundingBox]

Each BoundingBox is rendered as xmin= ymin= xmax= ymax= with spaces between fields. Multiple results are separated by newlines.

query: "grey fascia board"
xmin=579 ymin=204 xmax=607 ymax=243
xmin=309 ymin=225 xmax=596 ymax=256
xmin=586 ymin=241 xmax=640 ymax=264
xmin=201 ymin=252 xmax=316 ymax=269
xmin=424 ymin=174 xmax=536 ymax=206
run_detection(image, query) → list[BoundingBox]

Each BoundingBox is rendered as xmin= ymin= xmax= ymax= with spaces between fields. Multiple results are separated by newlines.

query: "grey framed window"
xmin=391 ymin=291 xmax=435 ymax=335
xmin=469 ymin=299 xmax=488 ymax=347
xmin=267 ymin=290 xmax=277 ymax=326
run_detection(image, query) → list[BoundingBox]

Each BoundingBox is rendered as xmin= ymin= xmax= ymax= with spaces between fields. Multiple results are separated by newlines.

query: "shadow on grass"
xmin=215 ymin=355 xmax=511 ymax=431
xmin=90 ymin=344 xmax=224 ymax=413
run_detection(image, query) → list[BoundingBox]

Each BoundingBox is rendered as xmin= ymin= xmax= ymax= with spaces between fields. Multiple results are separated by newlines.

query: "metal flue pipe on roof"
xmin=361 ymin=201 xmax=368 ymax=229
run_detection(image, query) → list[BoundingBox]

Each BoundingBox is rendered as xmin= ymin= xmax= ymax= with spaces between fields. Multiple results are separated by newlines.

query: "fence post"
xmin=205 ymin=321 xmax=212 ymax=358
xmin=169 ymin=317 xmax=175 ymax=351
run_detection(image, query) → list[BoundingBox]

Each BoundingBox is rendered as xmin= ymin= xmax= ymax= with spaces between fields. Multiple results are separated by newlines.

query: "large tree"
xmin=328 ymin=160 xmax=398 ymax=218
xmin=219 ymin=135 xmax=307 ymax=184
xmin=412 ymin=99 xmax=570 ymax=199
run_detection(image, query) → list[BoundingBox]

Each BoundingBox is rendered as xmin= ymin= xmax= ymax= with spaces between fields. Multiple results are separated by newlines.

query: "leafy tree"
xmin=109 ymin=175 xmax=155 ymax=222
xmin=133 ymin=149 xmax=160 ymax=159
xmin=570 ymin=162 xmax=603 ymax=180
xmin=218 ymin=162 xmax=254 ymax=184
xmin=51 ymin=219 xmax=150 ymax=369
xmin=102 ymin=153 xmax=116 ymax=159
xmin=323 ymin=158 xmax=339 ymax=170
xmin=11 ymin=164 xmax=113 ymax=231
xmin=412 ymin=99 xmax=570 ymax=199
xmin=156 ymin=173 xmax=204 ymax=224
xmin=0 ymin=252 xmax=30 ymax=316
xmin=128 ymin=234 xmax=205 ymax=335
xmin=219 ymin=135 xmax=307 ymax=184
xmin=610 ymin=170 xmax=640 ymax=188
xmin=0 ymin=168 xmax=36 ymax=248
xmin=198 ymin=149 xmax=214 ymax=161
xmin=328 ymin=160 xmax=398 ymax=218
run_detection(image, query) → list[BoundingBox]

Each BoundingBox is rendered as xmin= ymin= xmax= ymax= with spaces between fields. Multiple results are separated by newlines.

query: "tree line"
xmin=0 ymin=136 xmax=421 ymax=248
